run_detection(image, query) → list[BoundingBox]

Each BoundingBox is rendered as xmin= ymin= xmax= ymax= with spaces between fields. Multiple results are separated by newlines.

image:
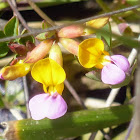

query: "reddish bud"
xmin=25 ymin=39 xmax=53 ymax=63
xmin=8 ymin=43 xmax=27 ymax=56
xmin=118 ymin=23 xmax=133 ymax=36
xmin=59 ymin=38 xmax=79 ymax=56
xmin=26 ymin=41 xmax=36 ymax=52
xmin=58 ymin=25 xmax=84 ymax=38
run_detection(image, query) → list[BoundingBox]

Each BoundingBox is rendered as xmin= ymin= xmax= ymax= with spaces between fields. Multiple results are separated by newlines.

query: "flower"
xmin=0 ymin=60 xmax=31 ymax=80
xmin=0 ymin=39 xmax=53 ymax=80
xmin=29 ymin=58 xmax=67 ymax=120
xmin=78 ymin=38 xmax=130 ymax=85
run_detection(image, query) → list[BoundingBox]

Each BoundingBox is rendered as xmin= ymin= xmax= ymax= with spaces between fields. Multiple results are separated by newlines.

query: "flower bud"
xmin=0 ymin=60 xmax=31 ymax=80
xmin=49 ymin=43 xmax=63 ymax=67
xmin=8 ymin=43 xmax=27 ymax=56
xmin=59 ymin=38 xmax=79 ymax=56
xmin=26 ymin=41 xmax=36 ymax=52
xmin=86 ymin=17 xmax=109 ymax=29
xmin=25 ymin=39 xmax=53 ymax=63
xmin=118 ymin=23 xmax=133 ymax=36
xmin=58 ymin=25 xmax=84 ymax=38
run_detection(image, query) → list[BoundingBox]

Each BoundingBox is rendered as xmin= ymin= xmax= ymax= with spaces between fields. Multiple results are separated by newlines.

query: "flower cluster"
xmin=0 ymin=16 xmax=130 ymax=120
xmin=78 ymin=38 xmax=130 ymax=85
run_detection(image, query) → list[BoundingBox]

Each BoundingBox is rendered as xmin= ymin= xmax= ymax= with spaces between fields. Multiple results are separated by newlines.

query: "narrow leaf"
xmin=96 ymin=23 xmax=112 ymax=47
xmin=4 ymin=104 xmax=133 ymax=140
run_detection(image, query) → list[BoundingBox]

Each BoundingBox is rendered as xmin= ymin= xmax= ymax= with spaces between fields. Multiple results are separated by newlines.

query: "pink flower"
xmin=29 ymin=93 xmax=67 ymax=120
xmin=101 ymin=55 xmax=130 ymax=85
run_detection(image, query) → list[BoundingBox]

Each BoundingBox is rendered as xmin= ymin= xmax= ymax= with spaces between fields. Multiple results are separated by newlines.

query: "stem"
xmin=64 ymin=79 xmax=87 ymax=109
xmin=6 ymin=0 xmax=31 ymax=31
xmin=26 ymin=0 xmax=55 ymax=26
xmin=3 ymin=104 xmax=133 ymax=140
xmin=0 ymin=5 xmax=139 ymax=42
xmin=96 ymin=0 xmax=121 ymax=24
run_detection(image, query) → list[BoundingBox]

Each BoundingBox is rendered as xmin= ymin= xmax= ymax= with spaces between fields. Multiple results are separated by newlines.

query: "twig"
xmin=89 ymin=132 xmax=97 ymax=140
xmin=6 ymin=0 xmax=31 ymax=118
xmin=133 ymin=37 xmax=140 ymax=139
xmin=64 ymin=79 xmax=87 ymax=109
xmin=9 ymin=109 xmax=23 ymax=120
xmin=6 ymin=0 xmax=31 ymax=31
xmin=0 ymin=5 xmax=139 ymax=42
xmin=124 ymin=119 xmax=133 ymax=140
xmin=26 ymin=0 xmax=55 ymax=26
xmin=23 ymin=76 xmax=31 ymax=118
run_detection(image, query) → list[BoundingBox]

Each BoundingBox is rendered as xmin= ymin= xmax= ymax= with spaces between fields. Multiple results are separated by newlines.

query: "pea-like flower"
xmin=29 ymin=58 xmax=67 ymax=120
xmin=78 ymin=38 xmax=130 ymax=85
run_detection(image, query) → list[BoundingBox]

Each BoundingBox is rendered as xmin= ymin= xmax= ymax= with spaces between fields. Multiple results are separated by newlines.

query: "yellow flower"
xmin=0 ymin=60 xmax=31 ymax=80
xmin=78 ymin=38 xmax=110 ymax=69
xmin=31 ymin=58 xmax=66 ymax=95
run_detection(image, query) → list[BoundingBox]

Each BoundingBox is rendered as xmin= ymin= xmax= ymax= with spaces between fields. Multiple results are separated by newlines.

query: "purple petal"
xmin=29 ymin=93 xmax=67 ymax=120
xmin=111 ymin=55 xmax=130 ymax=72
xmin=0 ymin=73 xmax=4 ymax=80
xmin=101 ymin=63 xmax=126 ymax=85
xmin=118 ymin=23 xmax=128 ymax=34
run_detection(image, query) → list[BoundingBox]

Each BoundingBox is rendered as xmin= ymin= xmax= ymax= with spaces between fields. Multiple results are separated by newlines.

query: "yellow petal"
xmin=1 ymin=60 xmax=31 ymax=80
xmin=44 ymin=83 xmax=64 ymax=95
xmin=31 ymin=58 xmax=66 ymax=90
xmin=86 ymin=17 xmax=109 ymax=29
xmin=78 ymin=38 xmax=104 ymax=68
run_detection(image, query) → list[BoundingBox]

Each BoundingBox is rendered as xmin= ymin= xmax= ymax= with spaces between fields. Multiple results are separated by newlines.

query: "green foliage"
xmin=0 ymin=42 xmax=9 ymax=57
xmin=0 ymin=94 xmax=4 ymax=108
xmin=18 ymin=29 xmax=35 ymax=45
xmin=4 ymin=16 xmax=19 ymax=37
xmin=0 ymin=30 xmax=9 ymax=57
xmin=4 ymin=104 xmax=133 ymax=140
xmin=85 ymin=71 xmax=101 ymax=82
xmin=96 ymin=23 xmax=112 ymax=48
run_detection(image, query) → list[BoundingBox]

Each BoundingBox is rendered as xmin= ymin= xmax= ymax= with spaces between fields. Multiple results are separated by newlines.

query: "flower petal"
xmin=78 ymin=38 xmax=104 ymax=68
xmin=0 ymin=61 xmax=31 ymax=80
xmin=86 ymin=17 xmax=109 ymax=29
xmin=101 ymin=63 xmax=126 ymax=85
xmin=31 ymin=58 xmax=66 ymax=90
xmin=111 ymin=55 xmax=130 ymax=72
xmin=0 ymin=73 xmax=4 ymax=80
xmin=118 ymin=23 xmax=128 ymax=34
xmin=29 ymin=93 xmax=67 ymax=120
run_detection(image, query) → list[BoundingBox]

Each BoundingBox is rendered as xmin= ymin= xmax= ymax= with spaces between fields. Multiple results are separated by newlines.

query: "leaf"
xmin=4 ymin=16 xmax=19 ymax=37
xmin=0 ymin=94 xmax=4 ymax=108
xmin=96 ymin=23 xmax=112 ymax=48
xmin=42 ymin=20 xmax=51 ymax=29
xmin=18 ymin=29 xmax=35 ymax=45
xmin=0 ymin=30 xmax=9 ymax=57
xmin=0 ymin=42 xmax=9 ymax=57
xmin=4 ymin=104 xmax=133 ymax=140
xmin=85 ymin=70 xmax=101 ymax=82
xmin=36 ymin=31 xmax=55 ymax=41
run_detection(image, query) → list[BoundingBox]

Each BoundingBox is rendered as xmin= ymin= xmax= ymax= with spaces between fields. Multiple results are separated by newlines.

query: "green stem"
xmin=4 ymin=104 xmax=133 ymax=140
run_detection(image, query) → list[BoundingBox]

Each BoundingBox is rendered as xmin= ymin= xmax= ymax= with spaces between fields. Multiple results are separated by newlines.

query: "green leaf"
xmin=85 ymin=71 xmax=101 ymax=82
xmin=4 ymin=104 xmax=133 ymax=140
xmin=0 ymin=42 xmax=9 ymax=57
xmin=0 ymin=94 xmax=4 ymax=108
xmin=0 ymin=30 xmax=9 ymax=57
xmin=96 ymin=23 xmax=112 ymax=48
xmin=4 ymin=16 xmax=19 ymax=37
xmin=42 ymin=20 xmax=51 ymax=29
xmin=18 ymin=29 xmax=35 ymax=45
